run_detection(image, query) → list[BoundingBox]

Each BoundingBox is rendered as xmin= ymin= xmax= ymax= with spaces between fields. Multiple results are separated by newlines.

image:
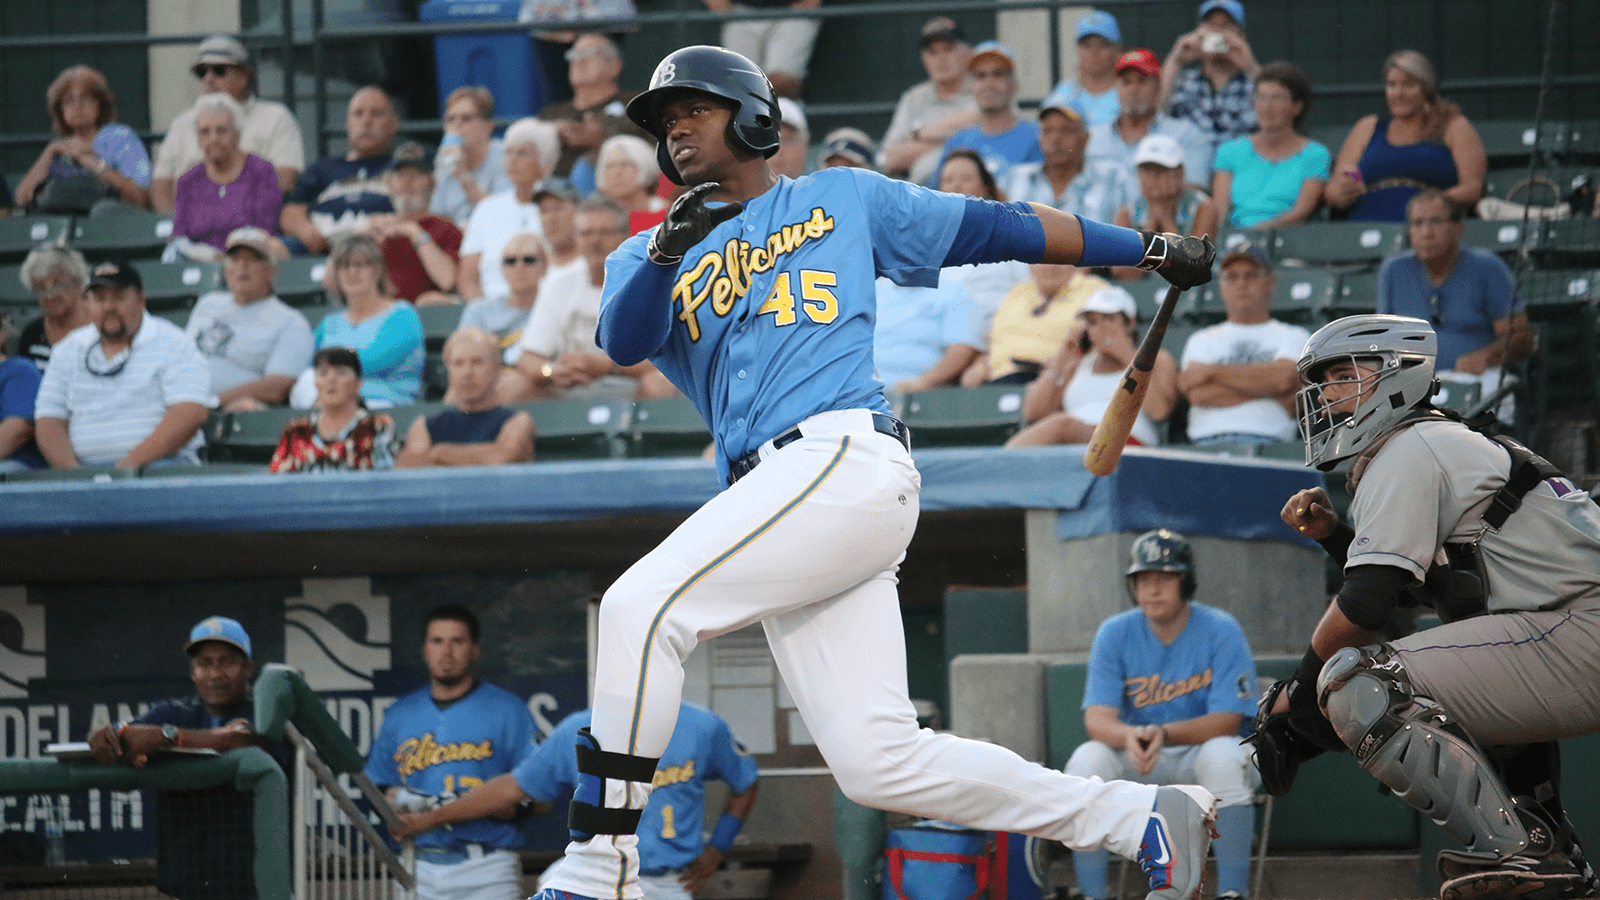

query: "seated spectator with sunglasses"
xmin=150 ymin=35 xmax=305 ymax=214
xmin=1377 ymin=189 xmax=1530 ymax=413
xmin=34 ymin=261 xmax=210 ymax=469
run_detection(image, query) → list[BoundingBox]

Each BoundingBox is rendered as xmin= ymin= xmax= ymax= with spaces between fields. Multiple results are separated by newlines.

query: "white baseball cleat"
xmin=1139 ymin=785 xmax=1220 ymax=900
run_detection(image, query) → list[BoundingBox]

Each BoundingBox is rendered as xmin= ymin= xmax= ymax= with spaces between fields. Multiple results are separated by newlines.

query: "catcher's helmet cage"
xmin=1295 ymin=315 xmax=1439 ymax=471
xmin=625 ymin=45 xmax=783 ymax=185
xmin=1125 ymin=528 xmax=1197 ymax=601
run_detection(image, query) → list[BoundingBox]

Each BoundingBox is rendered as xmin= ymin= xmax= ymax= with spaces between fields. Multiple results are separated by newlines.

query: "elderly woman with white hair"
xmin=596 ymin=134 xmax=667 ymax=219
xmin=170 ymin=93 xmax=286 ymax=260
xmin=458 ymin=116 xmax=562 ymax=301
xmin=16 ymin=244 xmax=92 ymax=370
xmin=1324 ymin=49 xmax=1487 ymax=222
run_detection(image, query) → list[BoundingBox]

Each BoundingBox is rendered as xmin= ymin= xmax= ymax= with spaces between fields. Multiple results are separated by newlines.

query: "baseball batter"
xmin=365 ymin=606 xmax=538 ymax=900
xmin=1260 ymin=315 xmax=1600 ymax=900
xmin=534 ymin=45 xmax=1221 ymax=900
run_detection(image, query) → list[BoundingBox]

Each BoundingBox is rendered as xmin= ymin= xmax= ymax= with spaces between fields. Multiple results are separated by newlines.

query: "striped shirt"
xmin=34 ymin=316 xmax=210 ymax=466
xmin=1003 ymin=158 xmax=1138 ymax=224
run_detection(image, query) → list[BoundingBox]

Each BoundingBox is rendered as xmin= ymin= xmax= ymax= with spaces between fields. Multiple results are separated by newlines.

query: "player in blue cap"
xmin=531 ymin=44 xmax=1219 ymax=900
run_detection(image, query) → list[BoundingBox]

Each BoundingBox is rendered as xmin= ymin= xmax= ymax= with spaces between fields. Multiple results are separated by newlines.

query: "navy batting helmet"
xmin=624 ymin=45 xmax=783 ymax=185
xmin=1125 ymin=529 xmax=1197 ymax=601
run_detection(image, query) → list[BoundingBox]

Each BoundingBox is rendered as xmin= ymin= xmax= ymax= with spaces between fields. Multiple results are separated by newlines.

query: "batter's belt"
xmin=729 ymin=411 xmax=910 ymax=484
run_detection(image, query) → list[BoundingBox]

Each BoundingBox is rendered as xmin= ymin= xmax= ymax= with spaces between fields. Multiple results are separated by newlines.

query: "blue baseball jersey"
xmin=365 ymin=681 xmax=538 ymax=850
xmin=516 ymin=704 xmax=759 ymax=872
xmin=600 ymin=167 xmax=968 ymax=481
xmin=1082 ymin=602 xmax=1259 ymax=734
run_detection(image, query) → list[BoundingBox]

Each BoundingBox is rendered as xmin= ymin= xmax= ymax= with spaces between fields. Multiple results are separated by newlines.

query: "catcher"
xmin=1253 ymin=314 xmax=1600 ymax=900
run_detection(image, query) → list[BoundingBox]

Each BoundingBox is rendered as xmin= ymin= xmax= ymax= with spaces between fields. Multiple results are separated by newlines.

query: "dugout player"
xmin=86 ymin=616 xmax=271 ymax=900
xmin=393 ymin=702 xmax=759 ymax=900
xmin=1259 ymin=314 xmax=1600 ymax=900
xmin=365 ymin=605 xmax=538 ymax=900
xmin=526 ymin=44 xmax=1223 ymax=900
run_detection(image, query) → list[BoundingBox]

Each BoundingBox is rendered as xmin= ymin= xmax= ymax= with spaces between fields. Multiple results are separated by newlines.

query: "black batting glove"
xmin=1137 ymin=232 xmax=1215 ymax=289
xmin=647 ymin=183 xmax=744 ymax=265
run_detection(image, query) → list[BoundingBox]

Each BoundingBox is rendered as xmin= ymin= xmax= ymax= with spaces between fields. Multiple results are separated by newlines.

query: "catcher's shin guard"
xmin=1318 ymin=645 xmax=1531 ymax=858
xmin=568 ymin=727 xmax=660 ymax=842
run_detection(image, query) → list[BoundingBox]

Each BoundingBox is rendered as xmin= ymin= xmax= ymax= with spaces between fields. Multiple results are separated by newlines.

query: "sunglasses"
xmin=504 ymin=255 xmax=543 ymax=266
xmin=193 ymin=64 xmax=236 ymax=79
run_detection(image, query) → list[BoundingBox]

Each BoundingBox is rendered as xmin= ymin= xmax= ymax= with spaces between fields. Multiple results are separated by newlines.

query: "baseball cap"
xmin=532 ymin=177 xmax=579 ymax=203
xmin=185 ymin=615 xmax=253 ymax=660
xmin=919 ymin=16 xmax=968 ymax=49
xmin=86 ymin=260 xmax=142 ymax=292
xmin=1080 ymin=287 xmax=1138 ymax=318
xmin=1115 ymin=49 xmax=1161 ymax=78
xmin=1134 ymin=133 xmax=1185 ymax=169
xmin=224 ymin=226 xmax=275 ymax=259
xmin=1038 ymin=95 xmax=1087 ymax=125
xmin=386 ymin=140 xmax=433 ymax=173
xmin=777 ymin=97 xmax=808 ymax=138
xmin=1221 ymin=241 xmax=1272 ymax=271
xmin=820 ymin=128 xmax=877 ymax=168
xmin=1075 ymin=10 xmax=1121 ymax=44
xmin=1198 ymin=0 xmax=1245 ymax=26
xmin=193 ymin=35 xmax=250 ymax=72
xmin=968 ymin=40 xmax=1017 ymax=73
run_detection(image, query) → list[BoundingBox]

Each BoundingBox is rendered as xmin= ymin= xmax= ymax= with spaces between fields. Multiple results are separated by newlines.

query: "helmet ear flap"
xmin=656 ymin=140 xmax=684 ymax=186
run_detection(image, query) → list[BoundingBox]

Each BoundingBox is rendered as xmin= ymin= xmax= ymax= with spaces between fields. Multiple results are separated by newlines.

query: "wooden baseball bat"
xmin=1083 ymin=283 xmax=1184 ymax=476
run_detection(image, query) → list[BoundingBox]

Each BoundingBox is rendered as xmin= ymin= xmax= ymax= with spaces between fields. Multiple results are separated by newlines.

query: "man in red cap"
xmin=1086 ymin=49 xmax=1212 ymax=192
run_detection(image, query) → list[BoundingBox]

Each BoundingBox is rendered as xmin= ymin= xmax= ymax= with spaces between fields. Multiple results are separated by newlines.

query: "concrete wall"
xmin=148 ymin=0 xmax=241 ymax=130
xmin=948 ymin=653 xmax=1073 ymax=763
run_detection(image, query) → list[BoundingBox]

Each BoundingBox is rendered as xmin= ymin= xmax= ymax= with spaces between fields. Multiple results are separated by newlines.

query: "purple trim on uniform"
xmin=1548 ymin=478 xmax=1576 ymax=497
xmin=943 ymin=198 xmax=1046 ymax=267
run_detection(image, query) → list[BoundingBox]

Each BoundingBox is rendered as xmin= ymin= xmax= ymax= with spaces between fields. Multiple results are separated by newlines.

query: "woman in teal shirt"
xmin=1211 ymin=62 xmax=1330 ymax=229
xmin=313 ymin=233 xmax=424 ymax=406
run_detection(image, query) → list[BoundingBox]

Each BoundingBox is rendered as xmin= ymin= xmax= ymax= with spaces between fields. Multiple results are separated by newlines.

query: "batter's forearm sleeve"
xmin=1334 ymin=564 xmax=1413 ymax=631
xmin=596 ymin=260 xmax=678 ymax=366
xmin=943 ymin=198 xmax=1047 ymax=267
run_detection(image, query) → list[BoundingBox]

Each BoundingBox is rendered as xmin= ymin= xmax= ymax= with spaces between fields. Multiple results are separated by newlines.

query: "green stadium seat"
xmin=1460 ymin=218 xmax=1541 ymax=257
xmin=384 ymin=402 xmax=449 ymax=442
xmin=0 ymin=264 xmax=32 ymax=304
xmin=0 ymin=215 xmax=71 ymax=263
xmin=130 ymin=260 xmax=220 ymax=310
xmin=900 ymin=385 xmax=1026 ymax=448
xmin=1271 ymin=266 xmax=1339 ymax=325
xmin=1330 ymin=268 xmax=1379 ymax=317
xmin=69 ymin=211 xmax=173 ymax=261
xmin=422 ymin=351 xmax=448 ymax=402
xmin=512 ymin=398 xmax=632 ymax=460
xmin=155 ymin=307 xmax=192 ymax=330
xmin=1539 ymin=218 xmax=1600 ymax=267
xmin=1175 ymin=281 xmax=1224 ymax=325
xmin=1271 ymin=222 xmax=1406 ymax=266
xmin=416 ymin=303 xmax=463 ymax=350
xmin=140 ymin=462 xmax=268 ymax=478
xmin=1 ymin=466 xmax=137 ymax=483
xmin=1216 ymin=227 xmax=1273 ymax=258
xmin=628 ymin=396 xmax=712 ymax=458
xmin=1433 ymin=379 xmax=1483 ymax=414
xmin=1475 ymin=119 xmax=1566 ymax=166
xmin=207 ymin=406 xmax=305 ymax=463
xmin=1122 ymin=272 xmax=1175 ymax=322
xmin=1521 ymin=268 xmax=1600 ymax=318
xmin=274 ymin=256 xmax=330 ymax=306
xmin=297 ymin=302 xmax=340 ymax=330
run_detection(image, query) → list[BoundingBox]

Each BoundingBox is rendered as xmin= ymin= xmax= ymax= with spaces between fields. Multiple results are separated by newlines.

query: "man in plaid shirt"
xmin=1160 ymin=0 xmax=1260 ymax=158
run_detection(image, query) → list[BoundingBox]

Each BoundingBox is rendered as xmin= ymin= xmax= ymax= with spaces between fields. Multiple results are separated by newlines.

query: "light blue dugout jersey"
xmin=516 ymin=704 xmax=759 ymax=872
xmin=1081 ymin=602 xmax=1258 ymax=735
xmin=600 ymin=167 xmax=969 ymax=482
xmin=365 ymin=681 xmax=538 ymax=850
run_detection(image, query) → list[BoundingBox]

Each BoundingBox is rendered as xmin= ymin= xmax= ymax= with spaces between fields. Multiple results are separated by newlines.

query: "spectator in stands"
xmin=521 ymin=0 xmax=638 ymax=108
xmin=770 ymin=98 xmax=811 ymax=180
xmin=1046 ymin=11 xmax=1122 ymax=127
xmin=169 ymin=94 xmax=286 ymax=261
xmin=1378 ymin=190 xmax=1530 ymax=396
xmin=151 ymin=35 xmax=305 ymax=213
xmin=705 ymin=0 xmax=821 ymax=98
xmin=0 ymin=311 xmax=46 ymax=473
xmin=0 ymin=174 xmax=12 ymax=215
xmin=1160 ymin=0 xmax=1260 ymax=157
xmin=459 ymin=117 xmax=561 ymax=302
xmin=302 ymin=233 xmax=424 ymax=408
xmin=395 ymin=328 xmax=535 ymax=469
xmin=186 ymin=227 xmax=315 ymax=412
xmin=1062 ymin=529 xmax=1259 ymax=900
xmin=34 ymin=261 xmax=210 ymax=469
xmin=597 ymin=134 xmax=669 ymax=217
xmin=963 ymin=263 xmax=1132 ymax=386
xmin=533 ymin=178 xmax=583 ymax=270
xmin=14 ymin=65 xmax=153 ymax=214
xmin=1087 ymin=50 xmax=1212 ymax=192
xmin=873 ymin=275 xmax=982 ymax=396
xmin=1005 ymin=290 xmax=1176 ymax=447
xmin=537 ymin=34 xmax=649 ymax=189
xmin=431 ymin=86 xmax=510 ymax=225
xmin=1177 ymin=243 xmax=1309 ymax=446
xmin=85 ymin=616 xmax=269 ymax=900
xmin=1003 ymin=97 xmax=1136 ymax=224
xmin=460 ymin=231 xmax=549 ymax=361
xmin=1211 ymin=61 xmax=1329 ymax=229
xmin=819 ymin=128 xmax=876 ymax=170
xmin=366 ymin=141 xmax=462 ymax=305
xmin=16 ymin=244 xmax=91 ymax=371
xmin=280 ymin=86 xmax=400 ymax=255
xmin=935 ymin=42 xmax=1041 ymax=186
xmin=1112 ymin=134 xmax=1218 ymax=247
xmin=878 ymin=17 xmax=975 ymax=184
xmin=1324 ymin=50 xmax=1487 ymax=222
xmin=271 ymin=346 xmax=397 ymax=471
xmin=499 ymin=197 xmax=673 ymax=402
xmin=936 ymin=149 xmax=1030 ymax=343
